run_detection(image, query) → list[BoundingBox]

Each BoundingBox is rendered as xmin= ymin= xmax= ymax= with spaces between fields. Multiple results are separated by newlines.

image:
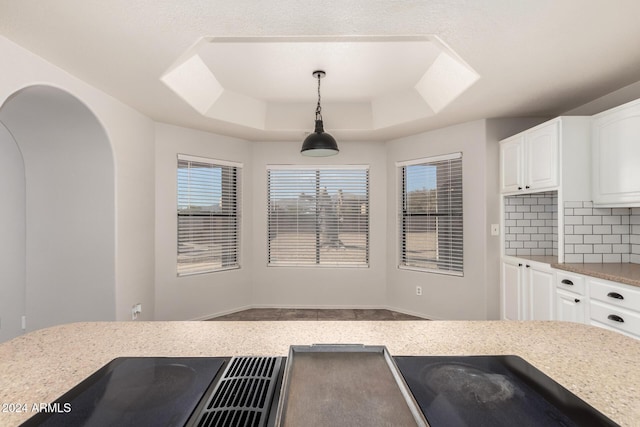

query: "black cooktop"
xmin=21 ymin=357 xmax=225 ymax=427
xmin=394 ymin=355 xmax=619 ymax=427
xmin=20 ymin=354 xmax=620 ymax=427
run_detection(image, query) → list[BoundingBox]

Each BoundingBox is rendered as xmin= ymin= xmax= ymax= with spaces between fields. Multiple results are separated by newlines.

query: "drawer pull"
xmin=607 ymin=314 xmax=624 ymax=323
xmin=607 ymin=292 xmax=624 ymax=300
xmin=560 ymin=279 xmax=573 ymax=286
xmin=518 ymin=263 xmax=523 ymax=267
xmin=574 ymin=298 xmax=580 ymax=303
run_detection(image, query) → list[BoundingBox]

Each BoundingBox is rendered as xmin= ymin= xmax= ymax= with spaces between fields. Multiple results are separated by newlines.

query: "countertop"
xmin=1 ymin=321 xmax=639 ymax=426
xmin=505 ymin=254 xmax=640 ymax=288
xmin=552 ymin=262 xmax=640 ymax=288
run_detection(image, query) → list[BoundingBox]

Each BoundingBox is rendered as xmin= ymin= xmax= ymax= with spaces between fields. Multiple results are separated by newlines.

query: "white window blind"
xmin=177 ymin=155 xmax=241 ymax=275
xmin=268 ymin=167 xmax=369 ymax=267
xmin=399 ymin=153 xmax=463 ymax=275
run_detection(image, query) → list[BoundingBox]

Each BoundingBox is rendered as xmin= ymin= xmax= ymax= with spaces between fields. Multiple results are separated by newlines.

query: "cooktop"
xmin=20 ymin=352 xmax=620 ymax=427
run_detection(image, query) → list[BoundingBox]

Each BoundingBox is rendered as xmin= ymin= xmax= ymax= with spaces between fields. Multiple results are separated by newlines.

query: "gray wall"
xmin=1 ymin=34 xmax=156 ymax=342
xmin=250 ymin=140 xmax=388 ymax=310
xmin=154 ymin=123 xmax=253 ymax=320
xmin=0 ymin=123 xmax=26 ymax=341
xmin=0 ymin=86 xmax=115 ymax=331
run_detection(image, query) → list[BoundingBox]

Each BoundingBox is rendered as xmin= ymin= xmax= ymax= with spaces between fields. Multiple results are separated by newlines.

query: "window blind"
xmin=399 ymin=153 xmax=463 ymax=275
xmin=268 ymin=167 xmax=369 ymax=267
xmin=177 ymin=155 xmax=241 ymax=275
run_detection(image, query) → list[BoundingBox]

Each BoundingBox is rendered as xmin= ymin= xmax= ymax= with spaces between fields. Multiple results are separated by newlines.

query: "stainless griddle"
xmin=274 ymin=344 xmax=428 ymax=427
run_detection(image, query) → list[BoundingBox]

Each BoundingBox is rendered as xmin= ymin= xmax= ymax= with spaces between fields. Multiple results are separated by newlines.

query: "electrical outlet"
xmin=491 ymin=224 xmax=500 ymax=236
xmin=416 ymin=286 xmax=422 ymax=296
xmin=132 ymin=303 xmax=142 ymax=320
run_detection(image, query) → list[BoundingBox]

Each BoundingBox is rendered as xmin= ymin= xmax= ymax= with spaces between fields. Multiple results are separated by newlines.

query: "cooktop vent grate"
xmin=194 ymin=356 xmax=282 ymax=427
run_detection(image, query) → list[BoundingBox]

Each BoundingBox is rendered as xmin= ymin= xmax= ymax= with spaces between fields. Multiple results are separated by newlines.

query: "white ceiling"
xmin=1 ymin=0 xmax=640 ymax=142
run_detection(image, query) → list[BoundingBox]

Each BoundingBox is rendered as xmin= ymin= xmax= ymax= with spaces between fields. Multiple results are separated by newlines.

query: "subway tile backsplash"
xmin=564 ymin=203 xmax=640 ymax=264
xmin=504 ymin=191 xmax=558 ymax=257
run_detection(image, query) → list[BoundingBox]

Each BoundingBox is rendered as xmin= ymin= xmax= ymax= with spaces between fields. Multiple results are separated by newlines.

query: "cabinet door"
xmin=556 ymin=290 xmax=586 ymax=323
xmin=528 ymin=265 xmax=555 ymax=320
xmin=500 ymin=136 xmax=523 ymax=193
xmin=525 ymin=121 xmax=559 ymax=191
xmin=592 ymin=99 xmax=640 ymax=206
xmin=501 ymin=259 xmax=524 ymax=320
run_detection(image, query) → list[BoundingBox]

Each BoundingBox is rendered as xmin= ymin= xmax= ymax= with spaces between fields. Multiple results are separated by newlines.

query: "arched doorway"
xmin=0 ymin=85 xmax=115 ymax=341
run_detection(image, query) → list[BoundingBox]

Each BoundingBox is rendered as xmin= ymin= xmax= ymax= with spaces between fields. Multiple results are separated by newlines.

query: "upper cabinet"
xmin=592 ymin=98 xmax=640 ymax=207
xmin=500 ymin=121 xmax=558 ymax=193
xmin=500 ymin=117 xmax=591 ymax=199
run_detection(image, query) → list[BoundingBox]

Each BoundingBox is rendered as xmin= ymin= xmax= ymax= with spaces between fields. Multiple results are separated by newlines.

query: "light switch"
xmin=491 ymin=224 xmax=500 ymax=236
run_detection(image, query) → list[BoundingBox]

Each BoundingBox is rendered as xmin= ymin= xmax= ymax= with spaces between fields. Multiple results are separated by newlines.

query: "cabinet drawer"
xmin=590 ymin=300 xmax=640 ymax=338
xmin=589 ymin=279 xmax=640 ymax=312
xmin=555 ymin=271 xmax=585 ymax=295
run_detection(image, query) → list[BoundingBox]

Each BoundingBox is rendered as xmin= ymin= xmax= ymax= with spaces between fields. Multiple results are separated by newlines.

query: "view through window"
xmin=268 ymin=167 xmax=369 ymax=267
xmin=177 ymin=155 xmax=241 ymax=275
xmin=399 ymin=153 xmax=463 ymax=275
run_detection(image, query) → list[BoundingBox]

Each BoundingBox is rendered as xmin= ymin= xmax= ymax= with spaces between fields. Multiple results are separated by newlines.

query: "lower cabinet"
xmin=555 ymin=271 xmax=586 ymax=323
xmin=501 ymin=257 xmax=555 ymax=321
xmin=588 ymin=277 xmax=640 ymax=339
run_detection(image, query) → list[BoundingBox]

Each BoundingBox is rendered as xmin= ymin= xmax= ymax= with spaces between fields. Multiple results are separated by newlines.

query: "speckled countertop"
xmin=552 ymin=262 xmax=640 ymax=288
xmin=1 ymin=321 xmax=639 ymax=426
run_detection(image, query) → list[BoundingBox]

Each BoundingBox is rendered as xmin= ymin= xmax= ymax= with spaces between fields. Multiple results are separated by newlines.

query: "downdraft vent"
xmin=194 ymin=357 xmax=282 ymax=427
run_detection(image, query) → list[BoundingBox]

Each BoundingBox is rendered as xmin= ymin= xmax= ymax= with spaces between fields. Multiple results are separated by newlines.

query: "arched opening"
xmin=0 ymin=85 xmax=115 ymax=340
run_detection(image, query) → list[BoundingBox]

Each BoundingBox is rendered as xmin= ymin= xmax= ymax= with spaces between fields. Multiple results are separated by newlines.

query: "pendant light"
xmin=301 ymin=70 xmax=339 ymax=156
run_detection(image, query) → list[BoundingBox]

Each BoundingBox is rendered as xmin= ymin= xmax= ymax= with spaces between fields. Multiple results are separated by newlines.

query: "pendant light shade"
xmin=301 ymin=70 xmax=339 ymax=156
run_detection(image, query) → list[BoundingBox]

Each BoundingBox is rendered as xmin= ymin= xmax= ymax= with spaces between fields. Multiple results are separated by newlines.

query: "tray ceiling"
xmin=1 ymin=1 xmax=640 ymax=141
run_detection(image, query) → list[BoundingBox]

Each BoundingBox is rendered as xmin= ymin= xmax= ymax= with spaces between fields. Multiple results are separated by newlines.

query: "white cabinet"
xmin=528 ymin=264 xmax=555 ymax=320
xmin=500 ymin=120 xmax=559 ymax=194
xmin=588 ymin=277 xmax=640 ymax=339
xmin=525 ymin=122 xmax=559 ymax=191
xmin=500 ymin=136 xmax=524 ymax=193
xmin=501 ymin=257 xmax=555 ymax=321
xmin=555 ymin=271 xmax=586 ymax=323
xmin=499 ymin=117 xmax=591 ymax=200
xmin=592 ymin=98 xmax=640 ymax=206
xmin=501 ymin=257 xmax=524 ymax=320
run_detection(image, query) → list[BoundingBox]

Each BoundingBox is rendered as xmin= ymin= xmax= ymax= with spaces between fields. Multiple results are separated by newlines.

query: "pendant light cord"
xmin=315 ymin=74 xmax=323 ymax=121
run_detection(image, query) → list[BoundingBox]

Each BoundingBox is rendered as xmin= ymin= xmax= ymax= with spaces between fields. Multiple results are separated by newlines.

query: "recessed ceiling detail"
xmin=160 ymin=36 xmax=480 ymax=133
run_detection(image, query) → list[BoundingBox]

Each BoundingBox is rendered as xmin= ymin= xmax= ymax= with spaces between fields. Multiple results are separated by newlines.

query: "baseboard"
xmin=191 ymin=304 xmax=254 ymax=321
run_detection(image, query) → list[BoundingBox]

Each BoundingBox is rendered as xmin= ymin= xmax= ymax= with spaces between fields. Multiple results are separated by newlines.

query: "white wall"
xmin=385 ymin=119 xmax=545 ymax=320
xmin=0 ymin=35 xmax=155 ymax=334
xmin=250 ymin=140 xmax=388 ymax=308
xmin=385 ymin=120 xmax=488 ymax=319
xmin=154 ymin=123 xmax=253 ymax=320
xmin=0 ymin=123 xmax=26 ymax=341
xmin=0 ymin=86 xmax=115 ymax=330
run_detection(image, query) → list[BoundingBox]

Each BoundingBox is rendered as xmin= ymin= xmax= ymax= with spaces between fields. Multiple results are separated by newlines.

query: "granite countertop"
xmin=1 ymin=321 xmax=639 ymax=426
xmin=552 ymin=262 xmax=640 ymax=288
xmin=505 ymin=254 xmax=640 ymax=288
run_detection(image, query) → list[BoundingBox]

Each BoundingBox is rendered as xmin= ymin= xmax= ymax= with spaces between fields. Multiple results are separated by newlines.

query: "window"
xmin=177 ymin=155 xmax=241 ymax=275
xmin=268 ymin=166 xmax=369 ymax=267
xmin=398 ymin=153 xmax=463 ymax=275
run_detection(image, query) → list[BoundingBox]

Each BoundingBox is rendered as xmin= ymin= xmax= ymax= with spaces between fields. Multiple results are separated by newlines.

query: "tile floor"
xmin=208 ymin=308 xmax=426 ymax=321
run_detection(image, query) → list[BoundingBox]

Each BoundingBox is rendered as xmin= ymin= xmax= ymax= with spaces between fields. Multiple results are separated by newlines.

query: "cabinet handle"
xmin=518 ymin=187 xmax=523 ymax=190
xmin=574 ymin=298 xmax=580 ymax=303
xmin=518 ymin=263 xmax=523 ymax=267
xmin=607 ymin=314 xmax=624 ymax=323
xmin=607 ymin=292 xmax=624 ymax=300
xmin=561 ymin=279 xmax=574 ymax=286
xmin=525 ymin=264 xmax=530 ymax=268
xmin=525 ymin=185 xmax=530 ymax=189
